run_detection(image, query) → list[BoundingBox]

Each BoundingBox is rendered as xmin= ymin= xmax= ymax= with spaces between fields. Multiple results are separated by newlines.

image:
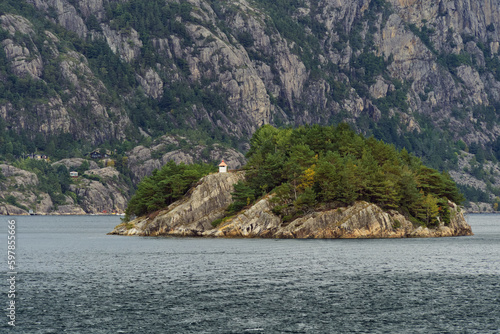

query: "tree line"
xmin=125 ymin=124 xmax=464 ymax=227
xmin=227 ymin=124 xmax=463 ymax=227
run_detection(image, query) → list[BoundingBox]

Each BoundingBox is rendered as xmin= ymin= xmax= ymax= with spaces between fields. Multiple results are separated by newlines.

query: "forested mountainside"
xmin=1 ymin=0 xmax=500 ymax=211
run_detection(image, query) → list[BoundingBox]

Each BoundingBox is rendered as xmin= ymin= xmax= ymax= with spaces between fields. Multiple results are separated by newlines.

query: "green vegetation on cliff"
xmin=124 ymin=161 xmax=215 ymax=220
xmin=126 ymin=124 xmax=464 ymax=227
xmin=228 ymin=124 xmax=464 ymax=227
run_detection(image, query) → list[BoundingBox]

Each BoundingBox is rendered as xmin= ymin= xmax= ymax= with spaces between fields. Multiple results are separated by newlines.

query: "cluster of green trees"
xmin=227 ymin=124 xmax=463 ymax=227
xmin=124 ymin=161 xmax=215 ymax=220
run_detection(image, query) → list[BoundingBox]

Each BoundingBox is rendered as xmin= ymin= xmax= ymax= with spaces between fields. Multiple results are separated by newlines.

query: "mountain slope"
xmin=1 ymin=0 xmax=500 ymax=208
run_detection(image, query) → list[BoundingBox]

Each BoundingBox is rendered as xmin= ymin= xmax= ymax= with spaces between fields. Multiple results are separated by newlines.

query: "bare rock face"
xmin=1 ymin=15 xmax=44 ymax=79
xmin=101 ymin=24 xmax=143 ymax=62
xmin=205 ymin=196 xmax=281 ymax=238
xmin=27 ymin=0 xmax=88 ymax=37
xmin=210 ymin=200 xmax=471 ymax=238
xmin=456 ymin=65 xmax=488 ymax=105
xmin=0 ymin=164 xmax=39 ymax=187
xmin=136 ymin=68 xmax=164 ymax=99
xmin=32 ymin=97 xmax=72 ymax=135
xmin=36 ymin=193 xmax=54 ymax=214
xmin=110 ymin=171 xmax=246 ymax=236
xmin=0 ymin=14 xmax=35 ymax=35
xmin=182 ymin=21 xmax=272 ymax=129
xmin=1 ymin=37 xmax=35 ymax=76
xmin=78 ymin=0 xmax=105 ymax=20
xmin=0 ymin=164 xmax=45 ymax=213
xmin=369 ymin=78 xmax=391 ymax=99
xmin=110 ymin=173 xmax=472 ymax=238
xmin=70 ymin=167 xmax=130 ymax=214
xmin=389 ymin=0 xmax=500 ymax=40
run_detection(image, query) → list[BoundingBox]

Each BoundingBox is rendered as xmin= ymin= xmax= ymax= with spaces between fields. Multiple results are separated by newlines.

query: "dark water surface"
xmin=1 ymin=214 xmax=499 ymax=333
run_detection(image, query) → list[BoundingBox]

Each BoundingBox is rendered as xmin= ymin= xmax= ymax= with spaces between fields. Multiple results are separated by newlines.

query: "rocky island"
xmin=110 ymin=125 xmax=473 ymax=238
xmin=109 ymin=171 xmax=472 ymax=238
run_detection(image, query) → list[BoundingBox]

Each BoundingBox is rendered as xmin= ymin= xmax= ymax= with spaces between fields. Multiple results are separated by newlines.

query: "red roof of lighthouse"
xmin=219 ymin=160 xmax=227 ymax=167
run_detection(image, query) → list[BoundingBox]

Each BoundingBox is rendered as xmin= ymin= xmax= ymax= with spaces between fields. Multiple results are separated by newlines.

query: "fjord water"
xmin=1 ymin=215 xmax=499 ymax=333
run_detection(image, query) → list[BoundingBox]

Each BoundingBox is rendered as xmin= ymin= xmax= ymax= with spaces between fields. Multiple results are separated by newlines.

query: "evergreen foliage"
xmin=231 ymin=124 xmax=464 ymax=227
xmin=124 ymin=161 xmax=216 ymax=220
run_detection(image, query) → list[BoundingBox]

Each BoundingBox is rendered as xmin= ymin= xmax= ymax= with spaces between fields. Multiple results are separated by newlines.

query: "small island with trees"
xmin=113 ymin=124 xmax=472 ymax=238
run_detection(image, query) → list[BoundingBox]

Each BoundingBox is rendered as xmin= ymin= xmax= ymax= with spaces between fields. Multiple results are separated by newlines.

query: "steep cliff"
xmin=111 ymin=172 xmax=246 ymax=236
xmin=110 ymin=172 xmax=472 ymax=238
xmin=2 ymin=0 xmax=500 ymax=208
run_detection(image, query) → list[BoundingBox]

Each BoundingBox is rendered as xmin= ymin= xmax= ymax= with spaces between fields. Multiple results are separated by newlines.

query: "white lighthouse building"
xmin=219 ymin=160 xmax=227 ymax=173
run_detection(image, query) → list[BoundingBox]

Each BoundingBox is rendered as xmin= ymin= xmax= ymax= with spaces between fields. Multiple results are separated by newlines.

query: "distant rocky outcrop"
xmin=110 ymin=172 xmax=473 ymax=238
xmin=0 ymin=160 xmax=130 ymax=215
xmin=71 ymin=166 xmax=130 ymax=213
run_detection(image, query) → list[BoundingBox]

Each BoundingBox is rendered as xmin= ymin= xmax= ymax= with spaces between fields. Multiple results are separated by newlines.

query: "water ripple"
xmin=0 ymin=214 xmax=499 ymax=333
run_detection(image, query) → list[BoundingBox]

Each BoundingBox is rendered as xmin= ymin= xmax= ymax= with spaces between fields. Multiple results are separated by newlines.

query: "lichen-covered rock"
xmin=209 ymin=200 xmax=471 ymax=238
xmin=205 ymin=196 xmax=281 ymax=238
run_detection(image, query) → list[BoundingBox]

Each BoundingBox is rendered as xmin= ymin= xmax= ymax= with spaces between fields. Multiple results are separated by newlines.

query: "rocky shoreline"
xmin=109 ymin=173 xmax=473 ymax=239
